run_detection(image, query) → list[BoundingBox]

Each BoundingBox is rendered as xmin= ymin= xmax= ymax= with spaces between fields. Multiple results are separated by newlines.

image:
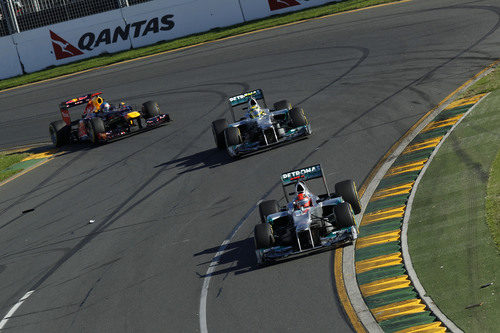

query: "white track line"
xmin=199 ymin=200 xmax=261 ymax=333
xmin=0 ymin=290 xmax=35 ymax=330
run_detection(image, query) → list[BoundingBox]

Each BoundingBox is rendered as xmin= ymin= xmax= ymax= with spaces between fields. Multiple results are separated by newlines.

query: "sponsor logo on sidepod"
xmin=50 ymin=14 xmax=175 ymax=60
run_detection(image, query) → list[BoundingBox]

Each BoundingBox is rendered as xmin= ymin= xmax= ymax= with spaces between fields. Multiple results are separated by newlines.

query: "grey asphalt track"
xmin=1 ymin=0 xmax=499 ymax=331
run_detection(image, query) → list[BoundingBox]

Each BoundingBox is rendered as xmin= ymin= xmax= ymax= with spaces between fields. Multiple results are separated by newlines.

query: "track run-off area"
xmin=1 ymin=0 xmax=499 ymax=331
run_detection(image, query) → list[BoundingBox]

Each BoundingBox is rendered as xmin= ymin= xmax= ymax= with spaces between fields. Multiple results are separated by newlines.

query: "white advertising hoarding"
xmin=13 ymin=9 xmax=130 ymax=73
xmin=11 ymin=0 xmax=245 ymax=74
xmin=0 ymin=36 xmax=23 ymax=79
xmin=240 ymin=0 xmax=341 ymax=21
xmin=121 ymin=0 xmax=245 ymax=48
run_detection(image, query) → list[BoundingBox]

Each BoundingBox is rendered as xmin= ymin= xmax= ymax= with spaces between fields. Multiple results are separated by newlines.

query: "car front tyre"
xmin=335 ymin=180 xmax=361 ymax=214
xmin=334 ymin=202 xmax=356 ymax=229
xmin=289 ymin=107 xmax=308 ymax=127
xmin=258 ymin=200 xmax=279 ymax=223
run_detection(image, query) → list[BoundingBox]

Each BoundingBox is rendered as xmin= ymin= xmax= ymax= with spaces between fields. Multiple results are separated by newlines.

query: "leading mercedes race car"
xmin=211 ymin=89 xmax=311 ymax=158
xmin=49 ymin=92 xmax=171 ymax=147
xmin=254 ymin=164 xmax=361 ymax=265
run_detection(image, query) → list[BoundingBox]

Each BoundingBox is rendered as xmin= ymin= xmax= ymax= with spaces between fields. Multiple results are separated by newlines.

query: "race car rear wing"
xmin=59 ymin=92 xmax=103 ymax=125
xmin=228 ymin=89 xmax=267 ymax=122
xmin=281 ymin=164 xmax=331 ymax=202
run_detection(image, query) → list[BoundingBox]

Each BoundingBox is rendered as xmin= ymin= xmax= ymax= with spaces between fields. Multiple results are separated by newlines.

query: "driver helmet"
xmin=248 ymin=98 xmax=264 ymax=119
xmin=296 ymin=181 xmax=306 ymax=194
xmin=294 ymin=192 xmax=311 ymax=210
xmin=101 ymin=102 xmax=111 ymax=112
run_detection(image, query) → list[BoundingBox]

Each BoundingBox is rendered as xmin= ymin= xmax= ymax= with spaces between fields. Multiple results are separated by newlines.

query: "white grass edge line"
xmin=401 ymin=93 xmax=490 ymax=333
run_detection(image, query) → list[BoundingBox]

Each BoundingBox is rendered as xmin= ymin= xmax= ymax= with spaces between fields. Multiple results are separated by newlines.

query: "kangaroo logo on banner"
xmin=268 ymin=0 xmax=301 ymax=11
xmin=50 ymin=30 xmax=84 ymax=60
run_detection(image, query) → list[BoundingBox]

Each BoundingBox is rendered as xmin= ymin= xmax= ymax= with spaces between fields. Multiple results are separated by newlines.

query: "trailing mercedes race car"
xmin=211 ymin=89 xmax=311 ymax=158
xmin=254 ymin=164 xmax=361 ymax=265
xmin=49 ymin=92 xmax=171 ymax=147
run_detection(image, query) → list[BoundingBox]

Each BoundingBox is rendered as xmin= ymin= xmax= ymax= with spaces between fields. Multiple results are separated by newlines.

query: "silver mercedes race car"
xmin=254 ymin=164 xmax=361 ymax=265
xmin=211 ymin=89 xmax=312 ymax=158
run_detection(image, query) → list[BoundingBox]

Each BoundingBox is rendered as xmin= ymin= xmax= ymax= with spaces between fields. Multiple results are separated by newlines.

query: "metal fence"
xmin=0 ymin=0 xmax=152 ymax=36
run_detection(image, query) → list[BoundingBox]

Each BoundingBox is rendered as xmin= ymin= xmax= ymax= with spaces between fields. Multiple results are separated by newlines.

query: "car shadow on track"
xmin=154 ymin=148 xmax=233 ymax=174
xmin=195 ymin=236 xmax=348 ymax=279
xmin=194 ymin=237 xmax=259 ymax=277
xmin=194 ymin=236 xmax=342 ymax=278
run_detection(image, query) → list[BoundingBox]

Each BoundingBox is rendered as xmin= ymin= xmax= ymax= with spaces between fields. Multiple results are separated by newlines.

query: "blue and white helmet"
xmin=248 ymin=98 xmax=264 ymax=119
xmin=101 ymin=102 xmax=110 ymax=112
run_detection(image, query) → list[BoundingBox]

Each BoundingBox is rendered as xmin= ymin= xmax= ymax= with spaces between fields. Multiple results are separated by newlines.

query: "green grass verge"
xmin=486 ymin=150 xmax=500 ymax=250
xmin=0 ymin=0 xmax=401 ymax=91
xmin=461 ymin=64 xmax=500 ymax=98
xmin=407 ymin=89 xmax=500 ymax=332
xmin=0 ymin=151 xmax=29 ymax=182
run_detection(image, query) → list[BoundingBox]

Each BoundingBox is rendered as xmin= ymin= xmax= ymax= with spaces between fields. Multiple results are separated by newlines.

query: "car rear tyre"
xmin=289 ymin=107 xmax=307 ymax=127
xmin=89 ymin=117 xmax=106 ymax=144
xmin=142 ymin=101 xmax=161 ymax=118
xmin=273 ymin=100 xmax=292 ymax=111
xmin=259 ymin=200 xmax=279 ymax=223
xmin=334 ymin=202 xmax=356 ymax=229
xmin=212 ymin=119 xmax=228 ymax=149
xmin=335 ymin=180 xmax=361 ymax=214
xmin=49 ymin=120 xmax=70 ymax=147
xmin=224 ymin=127 xmax=242 ymax=147
xmin=254 ymin=223 xmax=275 ymax=249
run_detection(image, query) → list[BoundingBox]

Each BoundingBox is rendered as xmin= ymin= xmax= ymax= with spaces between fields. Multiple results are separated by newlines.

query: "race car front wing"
xmin=227 ymin=124 xmax=312 ymax=157
xmin=255 ymin=226 xmax=358 ymax=265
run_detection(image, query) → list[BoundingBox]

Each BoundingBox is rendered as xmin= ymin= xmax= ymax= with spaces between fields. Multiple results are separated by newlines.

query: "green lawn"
xmin=0 ymin=151 xmax=29 ymax=182
xmin=486 ymin=150 xmax=500 ymax=250
xmin=461 ymin=64 xmax=500 ymax=99
xmin=407 ymin=87 xmax=500 ymax=332
xmin=0 ymin=0 xmax=402 ymax=91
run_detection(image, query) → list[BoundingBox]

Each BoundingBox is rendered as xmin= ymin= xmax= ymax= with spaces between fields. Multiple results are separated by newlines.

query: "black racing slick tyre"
xmin=49 ymin=120 xmax=70 ymax=147
xmin=289 ymin=107 xmax=308 ymax=127
xmin=334 ymin=202 xmax=356 ymax=229
xmin=224 ymin=127 xmax=242 ymax=147
xmin=273 ymin=100 xmax=292 ymax=111
xmin=142 ymin=101 xmax=161 ymax=118
xmin=259 ymin=200 xmax=279 ymax=223
xmin=254 ymin=223 xmax=275 ymax=249
xmin=88 ymin=117 xmax=106 ymax=144
xmin=335 ymin=180 xmax=361 ymax=214
xmin=212 ymin=119 xmax=228 ymax=149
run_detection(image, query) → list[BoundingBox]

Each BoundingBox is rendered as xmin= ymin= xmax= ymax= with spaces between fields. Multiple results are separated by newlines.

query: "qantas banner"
xmin=0 ymin=36 xmax=23 ymax=79
xmin=11 ymin=0 xmax=245 ymax=74
xmin=13 ymin=9 xmax=129 ymax=73
xmin=240 ymin=0 xmax=341 ymax=21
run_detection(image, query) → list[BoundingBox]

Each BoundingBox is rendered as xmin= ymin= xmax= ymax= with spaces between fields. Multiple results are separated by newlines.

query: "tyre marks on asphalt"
xmin=353 ymin=94 xmax=486 ymax=332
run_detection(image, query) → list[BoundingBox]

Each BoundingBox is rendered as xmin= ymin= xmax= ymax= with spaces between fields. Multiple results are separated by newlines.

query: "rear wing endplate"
xmin=281 ymin=164 xmax=330 ymax=201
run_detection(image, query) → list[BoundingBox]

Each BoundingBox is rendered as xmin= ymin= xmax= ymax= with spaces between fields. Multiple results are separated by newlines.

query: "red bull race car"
xmin=48 ymin=92 xmax=171 ymax=147
xmin=254 ymin=164 xmax=361 ymax=265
